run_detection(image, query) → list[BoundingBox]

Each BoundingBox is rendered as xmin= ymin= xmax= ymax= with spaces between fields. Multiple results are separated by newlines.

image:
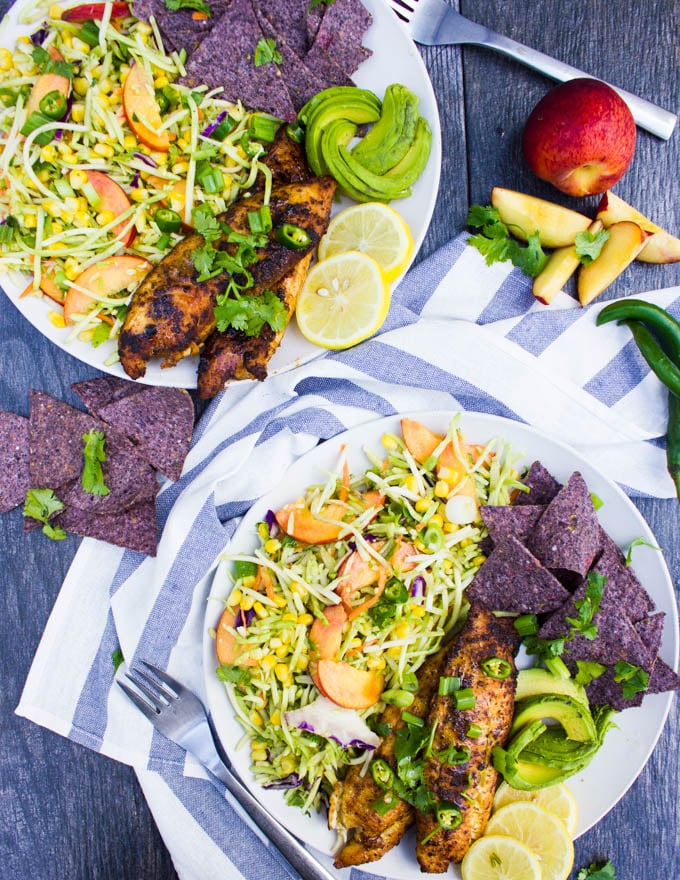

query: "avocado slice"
xmin=350 ymin=83 xmax=420 ymax=175
xmin=383 ymin=116 xmax=432 ymax=187
xmin=301 ymin=88 xmax=381 ymax=177
xmin=515 ymin=667 xmax=588 ymax=704
xmin=511 ymin=694 xmax=597 ymax=742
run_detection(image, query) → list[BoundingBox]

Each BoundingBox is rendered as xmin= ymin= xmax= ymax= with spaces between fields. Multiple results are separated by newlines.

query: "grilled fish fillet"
xmin=416 ymin=603 xmax=519 ymax=872
xmin=328 ymin=647 xmax=447 ymax=869
xmin=117 ymin=176 xmax=335 ymax=380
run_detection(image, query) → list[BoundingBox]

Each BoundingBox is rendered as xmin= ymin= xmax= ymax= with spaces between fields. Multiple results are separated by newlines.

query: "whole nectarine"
xmin=522 ymin=78 xmax=636 ymax=197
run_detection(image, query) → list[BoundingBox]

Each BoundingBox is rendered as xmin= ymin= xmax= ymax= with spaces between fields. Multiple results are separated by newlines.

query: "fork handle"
xmin=201 ymin=755 xmax=337 ymax=880
xmin=465 ymin=29 xmax=677 ymax=139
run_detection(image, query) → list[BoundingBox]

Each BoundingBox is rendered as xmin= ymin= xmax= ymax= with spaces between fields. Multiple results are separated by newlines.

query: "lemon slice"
xmin=461 ymin=835 xmax=541 ymax=880
xmin=492 ymin=781 xmax=578 ymax=836
xmin=485 ymin=802 xmax=574 ymax=880
xmin=317 ymin=203 xmax=413 ymax=282
xmin=295 ymin=251 xmax=390 ymax=349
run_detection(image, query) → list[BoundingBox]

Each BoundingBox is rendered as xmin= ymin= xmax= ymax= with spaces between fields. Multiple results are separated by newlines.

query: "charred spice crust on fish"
xmin=117 ymin=129 xmax=335 ymax=396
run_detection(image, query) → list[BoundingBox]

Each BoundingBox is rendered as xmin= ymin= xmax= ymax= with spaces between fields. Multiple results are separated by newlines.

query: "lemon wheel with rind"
xmin=461 ymin=835 xmax=542 ymax=880
xmin=492 ymin=780 xmax=578 ymax=836
xmin=484 ymin=801 xmax=574 ymax=880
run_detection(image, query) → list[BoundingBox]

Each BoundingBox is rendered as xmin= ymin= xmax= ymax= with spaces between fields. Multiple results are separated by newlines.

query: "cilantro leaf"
xmin=574 ymin=660 xmax=607 ymax=686
xmin=566 ymin=571 xmax=605 ymax=640
xmin=214 ymin=288 xmax=287 ymax=336
xmin=81 ymin=430 xmax=110 ymax=496
xmin=23 ymin=488 xmax=67 ymax=540
xmin=191 ymin=203 xmax=222 ymax=241
xmin=31 ymin=45 xmax=74 ymax=78
xmin=217 ymin=663 xmax=252 ymax=685
xmin=511 ymin=230 xmax=549 ymax=277
xmin=254 ymin=38 xmax=282 ymax=67
xmin=613 ymin=661 xmax=649 ymax=699
xmin=466 ymin=204 xmax=548 ymax=277
xmin=164 ymin=0 xmax=211 ymax=15
xmin=112 ymin=649 xmax=124 ymax=672
xmin=575 ymin=228 xmax=610 ymax=265
xmin=576 ymin=859 xmax=616 ymax=880
xmin=625 ymin=536 xmax=660 ymax=566
xmin=308 ymin=0 xmax=336 ymax=8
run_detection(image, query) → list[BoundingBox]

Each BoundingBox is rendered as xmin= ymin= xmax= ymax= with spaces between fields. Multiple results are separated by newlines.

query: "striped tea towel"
xmin=17 ymin=233 xmax=680 ymax=880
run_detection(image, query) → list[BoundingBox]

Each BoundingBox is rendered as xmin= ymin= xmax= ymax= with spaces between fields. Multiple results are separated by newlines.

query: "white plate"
xmin=0 ymin=0 xmax=442 ymax=388
xmin=203 ymin=410 xmax=679 ymax=879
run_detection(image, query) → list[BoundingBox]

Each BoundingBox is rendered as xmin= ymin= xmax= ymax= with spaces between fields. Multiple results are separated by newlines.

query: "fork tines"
xmin=388 ymin=0 xmax=416 ymax=20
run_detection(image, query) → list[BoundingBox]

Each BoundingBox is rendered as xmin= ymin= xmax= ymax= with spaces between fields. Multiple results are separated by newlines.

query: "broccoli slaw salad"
xmin=0 ymin=0 xmax=278 ymax=367
xmin=208 ymin=414 xmax=524 ymax=817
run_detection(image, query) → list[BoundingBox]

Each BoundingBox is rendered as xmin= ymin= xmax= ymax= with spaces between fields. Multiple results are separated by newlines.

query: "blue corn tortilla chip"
xmin=514 ymin=460 xmax=562 ymax=506
xmin=0 ymin=411 xmax=31 ymax=513
xmin=250 ymin=0 xmax=310 ymax=57
xmin=647 ymin=658 xmax=680 ymax=695
xmin=467 ymin=535 xmax=572 ymax=614
xmin=480 ymin=504 xmax=545 ymax=547
xmin=95 ymin=386 xmax=194 ymax=482
xmin=309 ymin=0 xmax=372 ymax=76
xmin=527 ymin=472 xmax=602 ymax=579
xmin=634 ymin=612 xmax=665 ymax=657
xmin=132 ymin=0 xmax=233 ymax=53
xmin=56 ymin=500 xmax=158 ymax=557
xmin=590 ymin=529 xmax=655 ymax=622
xmin=72 ymin=376 xmax=142 ymax=414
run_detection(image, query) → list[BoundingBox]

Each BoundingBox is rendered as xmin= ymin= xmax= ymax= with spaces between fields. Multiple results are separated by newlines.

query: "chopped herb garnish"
xmin=112 ymin=648 xmax=124 ymax=672
xmin=81 ymin=430 xmax=110 ymax=497
xmin=613 ymin=661 xmax=649 ymax=699
xmin=254 ymin=38 xmax=282 ymax=67
xmin=213 ymin=286 xmax=288 ymax=337
xmin=164 ymin=0 xmax=211 ymax=15
xmin=576 ymin=859 xmax=616 ymax=880
xmin=575 ymin=227 xmax=610 ymax=265
xmin=574 ymin=660 xmax=607 ymax=686
xmin=625 ymin=536 xmax=660 ymax=566
xmin=466 ymin=204 xmax=548 ymax=278
xmin=566 ymin=571 xmax=605 ymax=640
xmin=216 ymin=663 xmax=252 ymax=685
xmin=31 ymin=45 xmax=74 ymax=79
xmin=23 ymin=488 xmax=67 ymax=540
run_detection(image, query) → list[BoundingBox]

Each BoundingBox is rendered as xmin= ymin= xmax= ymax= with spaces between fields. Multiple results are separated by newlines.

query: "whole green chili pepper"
xmin=597 ymin=299 xmax=680 ymax=360
xmin=624 ymin=320 xmax=680 ymax=398
xmin=666 ymin=392 xmax=680 ymax=500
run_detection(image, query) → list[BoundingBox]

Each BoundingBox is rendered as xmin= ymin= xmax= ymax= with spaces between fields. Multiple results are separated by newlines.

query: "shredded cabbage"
xmin=215 ymin=416 xmax=525 ymax=814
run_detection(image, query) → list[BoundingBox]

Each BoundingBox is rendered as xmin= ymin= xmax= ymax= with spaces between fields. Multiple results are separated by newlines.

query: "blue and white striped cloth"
xmin=17 ymin=234 xmax=680 ymax=880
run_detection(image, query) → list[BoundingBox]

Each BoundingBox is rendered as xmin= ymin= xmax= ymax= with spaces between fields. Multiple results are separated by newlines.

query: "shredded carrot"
xmin=257 ymin=565 xmax=277 ymax=602
xmin=19 ymin=280 xmax=36 ymax=299
xmin=191 ymin=10 xmax=209 ymax=19
xmin=347 ymin=569 xmax=386 ymax=622
xmin=338 ymin=445 xmax=350 ymax=502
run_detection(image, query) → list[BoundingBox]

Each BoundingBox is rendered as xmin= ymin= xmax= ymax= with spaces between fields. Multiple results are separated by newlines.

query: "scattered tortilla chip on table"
xmin=56 ymin=500 xmax=158 ymax=557
xmin=0 ymin=411 xmax=31 ymax=513
xmin=72 ymin=375 xmax=142 ymax=414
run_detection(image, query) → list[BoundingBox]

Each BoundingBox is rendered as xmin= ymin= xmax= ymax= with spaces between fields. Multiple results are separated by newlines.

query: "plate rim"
xmin=202 ymin=409 xmax=678 ymax=879
xmin=0 ymin=0 xmax=442 ymax=389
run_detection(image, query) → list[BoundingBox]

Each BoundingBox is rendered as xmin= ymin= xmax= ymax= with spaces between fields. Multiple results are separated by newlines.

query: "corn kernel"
xmin=135 ymin=20 xmax=153 ymax=35
xmin=150 ymin=150 xmax=168 ymax=165
xmin=294 ymin=654 xmax=308 ymax=672
xmin=70 ymin=104 xmax=85 ymax=123
xmin=154 ymin=74 xmax=169 ymax=89
xmin=290 ymin=582 xmax=307 ymax=597
xmin=270 ymin=637 xmax=282 ymax=649
xmin=442 ymin=558 xmax=453 ymax=572
xmin=171 ymin=161 xmax=190 ymax=175
xmin=73 ymin=77 xmax=89 ymax=96
xmin=473 ymin=554 xmax=487 ymax=566
xmin=40 ymin=144 xmax=57 ymax=162
xmin=73 ymin=210 xmax=91 ymax=227
xmin=414 ymin=539 xmax=425 ymax=553
xmin=228 ymin=589 xmax=243 ymax=606
xmin=404 ymin=474 xmax=419 ymax=494
xmin=71 ymin=37 xmax=90 ymax=54
xmin=381 ymin=433 xmax=398 ymax=450
xmin=50 ymin=221 xmax=64 ymax=235
xmin=48 ymin=310 xmax=66 ymax=328
xmin=444 ymin=522 xmax=458 ymax=534
xmin=272 ymin=595 xmax=287 ymax=608
xmin=96 ymin=210 xmax=116 ymax=227
xmin=438 ymin=466 xmax=461 ymax=484
xmin=253 ymin=601 xmax=267 ymax=619
xmin=392 ymin=622 xmax=410 ymax=639
xmin=68 ymin=169 xmax=88 ymax=190
xmin=251 ymin=748 xmax=268 ymax=763
xmin=49 ymin=4 xmax=62 ymax=19
xmin=409 ymin=603 xmax=426 ymax=618
xmin=60 ymin=153 xmax=79 ymax=165
xmin=460 ymin=538 xmax=472 ymax=548
xmin=280 ymin=628 xmax=293 ymax=645
xmin=240 ymin=594 xmax=255 ymax=611
xmin=23 ymin=213 xmax=37 ymax=229
xmin=274 ymin=663 xmax=291 ymax=683
xmin=241 ymin=574 xmax=256 ymax=589
xmin=93 ymin=143 xmax=115 ymax=159
xmin=37 ymin=168 xmax=51 ymax=183
xmin=78 ymin=329 xmax=94 ymax=342
xmin=261 ymin=654 xmax=277 ymax=673
xmin=43 ymin=200 xmax=62 ymax=218
xmin=175 ymin=137 xmax=189 ymax=151
xmin=0 ymin=48 xmax=13 ymax=71
xmin=123 ymin=134 xmax=138 ymax=150
xmin=264 ymin=538 xmax=281 ymax=555
xmin=367 ymin=655 xmax=386 ymax=671
xmin=56 ymin=141 xmax=73 ymax=157
xmin=428 ymin=513 xmax=444 ymax=528
xmin=387 ymin=645 xmax=402 ymax=658
xmin=64 ymin=257 xmax=81 ymax=280
xmin=415 ymin=498 xmax=432 ymax=513
xmin=434 ymin=480 xmax=450 ymax=499
xmin=249 ymin=711 xmax=264 ymax=727
xmin=269 ymin=710 xmax=281 ymax=726
xmin=281 ymin=612 xmax=298 ymax=624
xmin=275 ymin=644 xmax=289 ymax=659
xmin=297 ymin=613 xmax=313 ymax=627
xmin=130 ymin=187 xmax=149 ymax=203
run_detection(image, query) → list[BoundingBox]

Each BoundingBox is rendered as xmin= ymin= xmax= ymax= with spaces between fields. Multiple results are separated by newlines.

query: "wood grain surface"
xmin=1 ymin=1 xmax=679 ymax=878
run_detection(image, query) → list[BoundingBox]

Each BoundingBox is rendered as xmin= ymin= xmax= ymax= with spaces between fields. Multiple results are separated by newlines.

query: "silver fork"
xmin=387 ymin=0 xmax=677 ymax=140
xmin=119 ymin=660 xmax=337 ymax=880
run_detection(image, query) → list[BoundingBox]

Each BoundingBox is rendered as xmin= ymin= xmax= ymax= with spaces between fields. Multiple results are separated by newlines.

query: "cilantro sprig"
xmin=576 ymin=859 xmax=616 ymax=880
xmin=254 ymin=38 xmax=282 ymax=67
xmin=31 ymin=45 xmax=74 ymax=79
xmin=164 ymin=0 xmax=211 ymax=15
xmin=575 ymin=227 xmax=610 ymax=265
xmin=82 ymin=430 xmax=110 ymax=497
xmin=565 ymin=571 xmax=605 ymax=640
xmin=23 ymin=488 xmax=67 ymax=540
xmin=466 ymin=204 xmax=548 ymax=277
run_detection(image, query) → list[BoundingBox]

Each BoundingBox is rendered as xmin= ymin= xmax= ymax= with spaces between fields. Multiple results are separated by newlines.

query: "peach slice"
xmin=64 ymin=255 xmax=151 ymax=324
xmin=215 ymin=608 xmax=257 ymax=667
xmin=309 ymin=604 xmax=348 ymax=660
xmin=401 ymin=417 xmax=442 ymax=463
xmin=532 ymin=220 xmax=604 ymax=305
xmin=39 ymin=263 xmax=65 ymax=304
xmin=123 ymin=62 xmax=171 ymax=152
xmin=491 ymin=187 xmax=592 ymax=248
xmin=577 ymin=221 xmax=651 ymax=306
xmin=274 ymin=501 xmax=348 ymax=544
xmin=25 ymin=47 xmax=70 ymax=117
xmin=314 ymin=659 xmax=384 ymax=709
xmin=595 ymin=191 xmax=680 ymax=264
xmin=84 ymin=170 xmax=135 ymax=246
xmin=337 ymin=551 xmax=380 ymax=603
xmin=390 ymin=541 xmax=418 ymax=573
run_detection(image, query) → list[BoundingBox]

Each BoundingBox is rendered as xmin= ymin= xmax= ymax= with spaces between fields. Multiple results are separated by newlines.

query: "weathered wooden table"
xmin=1 ymin=1 xmax=679 ymax=877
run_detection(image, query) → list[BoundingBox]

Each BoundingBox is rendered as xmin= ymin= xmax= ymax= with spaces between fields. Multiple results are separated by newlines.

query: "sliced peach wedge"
xmin=532 ymin=220 xmax=604 ymax=305
xmin=577 ymin=221 xmax=651 ymax=306
xmin=491 ymin=187 xmax=591 ymax=248
xmin=314 ymin=658 xmax=384 ymax=710
xmin=595 ymin=191 xmax=680 ymax=264
xmin=63 ymin=254 xmax=151 ymax=324
xmin=274 ymin=501 xmax=348 ymax=544
xmin=309 ymin=604 xmax=348 ymax=661
xmin=215 ymin=608 xmax=257 ymax=667
xmin=83 ymin=170 xmax=135 ymax=246
xmin=25 ymin=46 xmax=70 ymax=117
xmin=123 ymin=62 xmax=172 ymax=152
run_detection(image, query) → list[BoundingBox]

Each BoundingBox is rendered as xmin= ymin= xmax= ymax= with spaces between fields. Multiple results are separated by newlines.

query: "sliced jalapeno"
xmin=370 ymin=758 xmax=395 ymax=790
xmin=154 ymin=207 xmax=182 ymax=234
xmin=436 ymin=803 xmax=463 ymax=830
xmin=275 ymin=223 xmax=311 ymax=250
xmin=39 ymin=89 xmax=68 ymax=120
xmin=481 ymin=656 xmax=512 ymax=679
xmin=422 ymin=523 xmax=445 ymax=553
